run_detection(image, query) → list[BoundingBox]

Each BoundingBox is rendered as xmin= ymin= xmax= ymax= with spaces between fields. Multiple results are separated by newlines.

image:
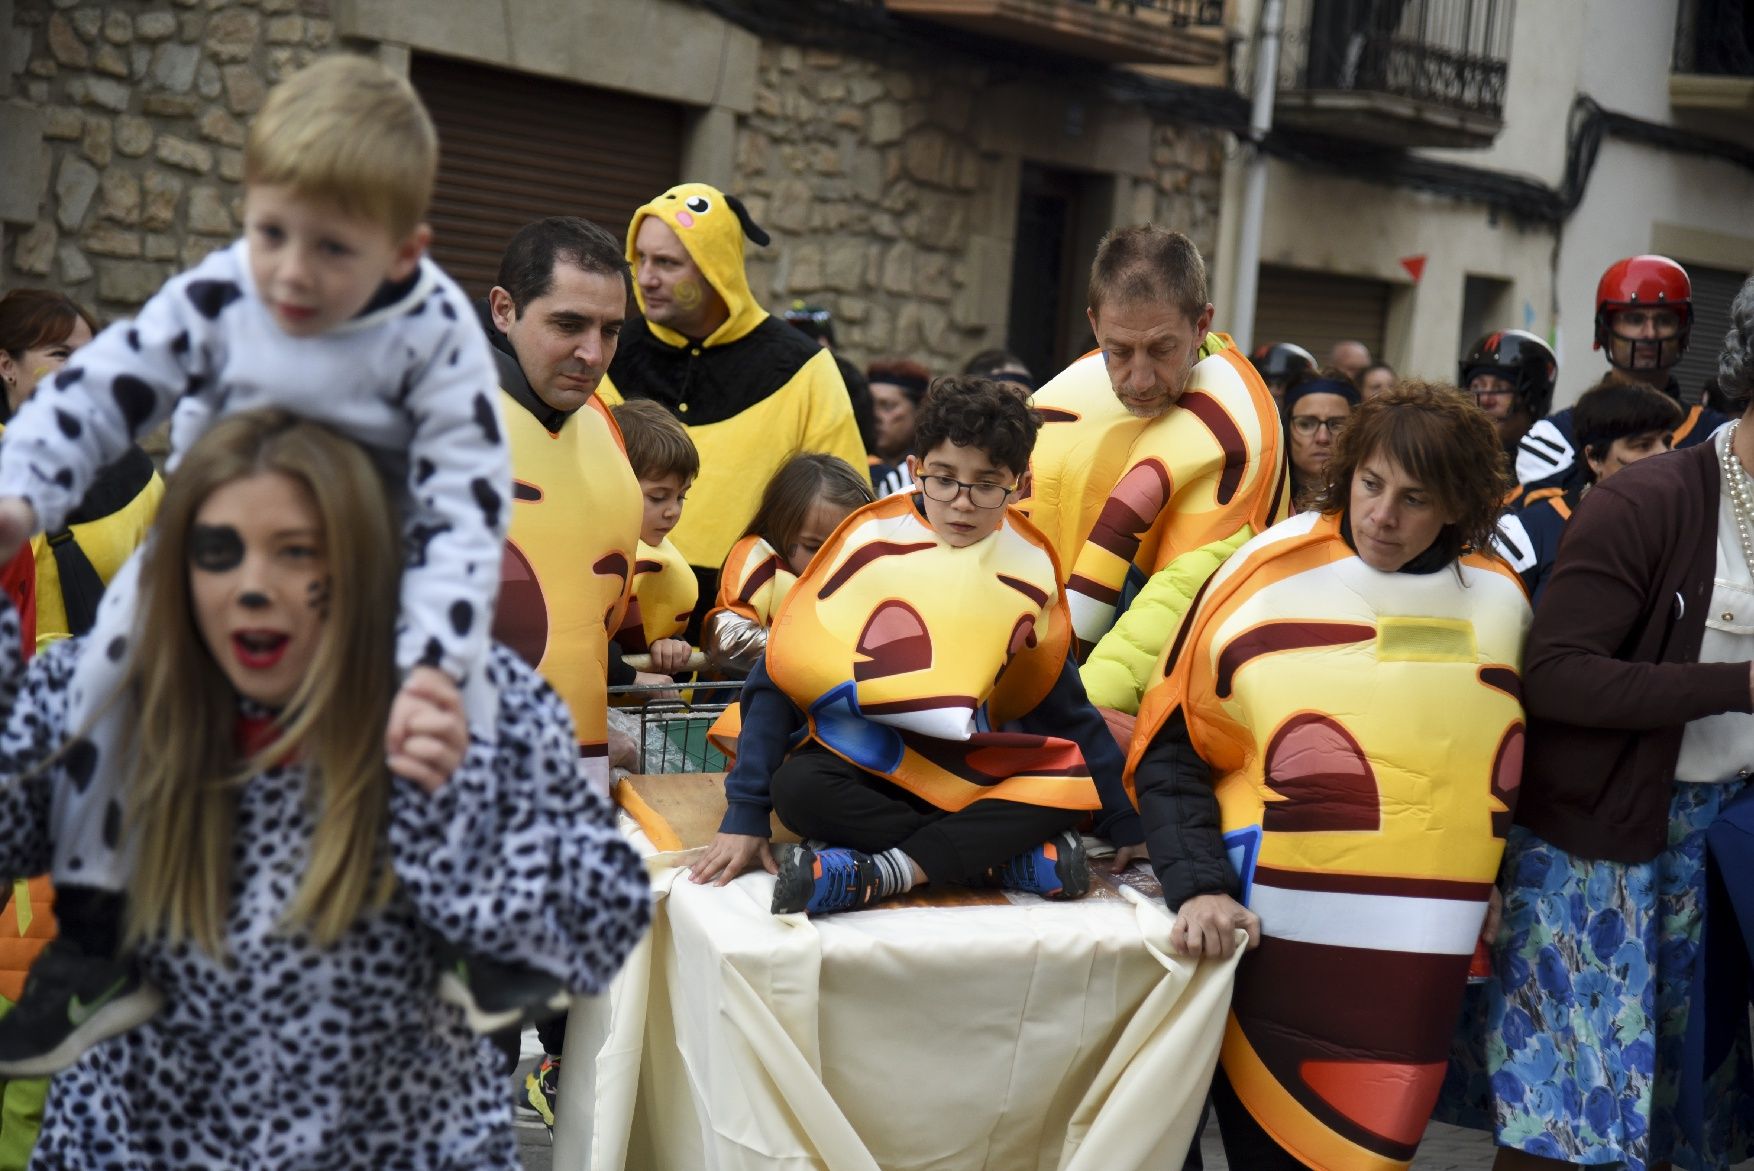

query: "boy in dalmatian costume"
xmin=0 ymin=55 xmax=523 ymax=1075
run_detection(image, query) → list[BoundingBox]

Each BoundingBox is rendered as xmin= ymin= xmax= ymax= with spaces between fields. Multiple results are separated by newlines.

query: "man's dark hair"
xmin=495 ymin=216 xmax=631 ymax=312
xmin=1572 ymin=378 xmax=1685 ymax=480
xmin=1087 ymin=224 xmax=1208 ymax=321
xmin=913 ymin=375 xmax=1041 ymax=478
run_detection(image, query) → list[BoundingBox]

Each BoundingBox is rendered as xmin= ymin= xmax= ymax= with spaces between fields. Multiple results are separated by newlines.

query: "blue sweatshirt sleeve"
xmin=717 ymin=657 xmax=803 ymax=837
xmin=1016 ymin=657 xmax=1145 ymax=846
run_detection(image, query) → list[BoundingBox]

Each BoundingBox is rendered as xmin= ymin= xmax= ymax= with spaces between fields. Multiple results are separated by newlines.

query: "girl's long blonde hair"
xmin=123 ymin=411 xmax=403 ymax=956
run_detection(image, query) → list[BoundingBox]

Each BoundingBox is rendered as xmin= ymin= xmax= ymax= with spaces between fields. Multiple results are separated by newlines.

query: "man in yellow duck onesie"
xmin=599 ymin=183 xmax=867 ymax=634
xmin=1020 ymin=226 xmax=1286 ymax=710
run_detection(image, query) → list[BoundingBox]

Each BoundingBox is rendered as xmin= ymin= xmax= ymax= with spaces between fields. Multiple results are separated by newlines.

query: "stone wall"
xmin=2 ymin=2 xmax=1226 ymax=378
xmin=734 ymin=42 xmax=1227 ymax=372
xmin=2 ymin=0 xmax=334 ymax=315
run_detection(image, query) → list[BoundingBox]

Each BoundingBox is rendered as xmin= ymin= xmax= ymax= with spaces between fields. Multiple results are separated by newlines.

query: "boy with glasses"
xmin=704 ymin=377 xmax=1145 ymax=915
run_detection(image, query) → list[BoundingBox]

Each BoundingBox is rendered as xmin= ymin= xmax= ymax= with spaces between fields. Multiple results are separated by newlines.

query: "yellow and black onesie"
xmin=599 ymin=182 xmax=867 ymax=594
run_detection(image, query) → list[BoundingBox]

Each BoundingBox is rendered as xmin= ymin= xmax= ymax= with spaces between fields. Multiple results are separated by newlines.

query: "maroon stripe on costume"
xmin=1479 ymin=665 xmax=1521 ymax=700
xmin=817 ymin=541 xmax=936 ymax=600
xmin=997 ymin=574 xmax=1049 ymax=606
xmin=634 ymin=558 xmax=663 ymax=576
xmin=579 ymin=744 xmax=608 ymax=758
xmin=859 ymin=695 xmax=979 ymax=716
xmin=593 ymin=552 xmax=630 ymax=585
xmin=1178 ymin=391 xmax=1248 ymax=505
xmin=513 ymin=480 xmax=543 ymax=502
xmin=736 ymin=556 xmax=780 ymax=605
xmin=1233 ymin=935 xmax=1468 ymax=1163
xmin=1491 ymin=722 xmax=1524 ymax=837
xmin=1068 ymin=573 xmax=1121 ymax=605
xmin=1087 ymin=461 xmax=1171 ymax=568
xmin=1251 ymin=866 xmax=1494 ymax=902
xmin=1215 ymin=621 xmax=1375 ymax=698
xmin=1036 ymin=407 xmax=1079 ymax=423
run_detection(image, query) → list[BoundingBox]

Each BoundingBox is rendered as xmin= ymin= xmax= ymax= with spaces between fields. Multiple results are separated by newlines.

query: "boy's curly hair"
xmin=1315 ymin=380 xmax=1508 ymax=563
xmin=912 ymin=376 xmax=1041 ymax=478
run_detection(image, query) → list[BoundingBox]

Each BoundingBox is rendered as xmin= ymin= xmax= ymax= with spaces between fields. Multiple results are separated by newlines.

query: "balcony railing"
xmin=1675 ymin=0 xmax=1754 ymax=76
xmin=1273 ymin=0 xmax=1511 ymax=148
xmin=1669 ymin=0 xmax=1754 ymax=142
xmin=882 ymin=0 xmax=1229 ymax=67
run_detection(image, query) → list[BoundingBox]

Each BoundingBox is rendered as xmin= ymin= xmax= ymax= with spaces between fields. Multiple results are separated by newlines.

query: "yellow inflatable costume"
xmin=492 ymin=391 xmax=640 ymax=792
xmin=615 ymin=536 xmax=697 ymax=654
xmin=1024 ymin=336 xmax=1285 ymax=655
xmin=1127 ymin=510 xmax=1530 ymax=1170
xmin=600 ymin=183 xmax=866 ymax=573
xmin=762 ymin=493 xmax=1100 ymax=814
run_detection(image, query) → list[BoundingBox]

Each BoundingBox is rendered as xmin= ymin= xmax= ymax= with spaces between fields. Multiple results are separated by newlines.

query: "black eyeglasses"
xmin=918 ymin=474 xmax=1017 ymax=509
xmin=1289 ymin=415 xmax=1347 ymax=437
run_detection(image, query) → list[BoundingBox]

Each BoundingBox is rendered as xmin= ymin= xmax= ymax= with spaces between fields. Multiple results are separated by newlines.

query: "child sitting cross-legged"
xmin=688 ymin=377 xmax=1147 ymax=913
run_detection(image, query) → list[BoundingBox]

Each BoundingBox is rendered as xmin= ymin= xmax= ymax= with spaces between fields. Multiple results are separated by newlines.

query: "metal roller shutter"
xmin=1253 ymin=264 xmax=1391 ymax=369
xmin=1671 ymin=263 xmax=1751 ymax=404
xmin=410 ymin=54 xmax=686 ymax=299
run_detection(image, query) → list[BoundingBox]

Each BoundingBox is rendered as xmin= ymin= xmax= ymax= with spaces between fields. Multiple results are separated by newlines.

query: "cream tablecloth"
xmin=553 ymin=826 xmax=1242 ymax=1171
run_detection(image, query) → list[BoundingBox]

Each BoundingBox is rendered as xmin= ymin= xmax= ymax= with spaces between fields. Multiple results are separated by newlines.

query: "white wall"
xmin=1219 ymin=0 xmax=1754 ymax=407
xmin=1552 ymin=140 xmax=1754 ymax=408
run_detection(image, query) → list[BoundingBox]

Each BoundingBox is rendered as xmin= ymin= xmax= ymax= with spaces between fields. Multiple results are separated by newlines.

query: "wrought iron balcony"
xmin=882 ymin=0 xmax=1229 ymax=67
xmin=1670 ymin=0 xmax=1754 ymax=144
xmin=1273 ymin=0 xmax=1511 ymax=149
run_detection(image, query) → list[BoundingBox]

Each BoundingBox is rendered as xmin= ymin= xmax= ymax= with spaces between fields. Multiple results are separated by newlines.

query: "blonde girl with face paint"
xmin=0 ymin=411 xmax=649 ymax=1167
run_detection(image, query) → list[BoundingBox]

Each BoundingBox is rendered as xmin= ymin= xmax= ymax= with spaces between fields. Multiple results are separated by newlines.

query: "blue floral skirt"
xmin=1438 ymin=780 xmax=1754 ymax=1170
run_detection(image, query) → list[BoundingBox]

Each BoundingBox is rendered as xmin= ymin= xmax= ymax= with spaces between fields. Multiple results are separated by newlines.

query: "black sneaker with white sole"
xmin=0 ymin=938 xmax=163 ymax=1078
xmin=433 ymin=945 xmax=570 ymax=1035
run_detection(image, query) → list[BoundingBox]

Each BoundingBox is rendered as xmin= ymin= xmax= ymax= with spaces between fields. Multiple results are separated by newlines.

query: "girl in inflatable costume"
xmin=702 ymin=453 xmax=874 ymax=674
xmin=0 ymin=412 xmax=648 ymax=1169
xmin=693 ymin=379 xmax=1144 ymax=911
xmin=1129 ymin=383 xmax=1529 ymax=1170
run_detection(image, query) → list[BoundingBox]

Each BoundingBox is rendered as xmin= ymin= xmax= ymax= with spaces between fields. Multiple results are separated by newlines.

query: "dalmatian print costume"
xmin=0 ymin=610 xmax=650 ymax=1170
xmin=0 ymin=240 xmax=508 ymax=888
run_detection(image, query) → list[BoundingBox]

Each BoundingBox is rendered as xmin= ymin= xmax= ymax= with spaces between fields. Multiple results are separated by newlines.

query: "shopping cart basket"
xmin=608 ymin=673 xmax=742 ymax=776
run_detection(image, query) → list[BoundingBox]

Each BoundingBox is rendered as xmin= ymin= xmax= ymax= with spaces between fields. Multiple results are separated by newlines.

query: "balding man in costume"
xmin=600 ymin=183 xmax=867 ymax=629
xmin=1021 ymin=226 xmax=1286 ymax=713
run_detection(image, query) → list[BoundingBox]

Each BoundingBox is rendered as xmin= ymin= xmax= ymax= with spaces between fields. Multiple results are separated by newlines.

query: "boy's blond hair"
xmin=245 ymin=54 xmax=437 ymax=240
xmin=614 ymin=398 xmax=700 ymax=483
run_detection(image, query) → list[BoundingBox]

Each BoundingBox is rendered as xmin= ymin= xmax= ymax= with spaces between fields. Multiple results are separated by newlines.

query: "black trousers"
xmin=490 ymin=1012 xmax=569 ymax=1074
xmin=769 ymin=745 xmax=1080 ymax=885
xmin=1209 ymin=1068 xmax=1306 ymax=1170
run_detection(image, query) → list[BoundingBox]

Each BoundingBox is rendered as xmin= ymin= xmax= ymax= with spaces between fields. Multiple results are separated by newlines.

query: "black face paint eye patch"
xmin=190 ymin=524 xmax=244 ymax=573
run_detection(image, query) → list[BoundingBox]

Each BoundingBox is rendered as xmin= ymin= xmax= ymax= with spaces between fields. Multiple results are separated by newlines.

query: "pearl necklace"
xmin=1719 ymin=422 xmax=1754 ymax=572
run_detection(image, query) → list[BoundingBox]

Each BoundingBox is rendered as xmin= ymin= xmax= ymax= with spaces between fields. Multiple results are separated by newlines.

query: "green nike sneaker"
xmin=0 ymin=939 xmax=162 ymax=1077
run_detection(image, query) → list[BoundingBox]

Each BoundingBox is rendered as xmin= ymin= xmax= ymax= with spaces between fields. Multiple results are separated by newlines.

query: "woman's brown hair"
xmin=123 ymin=411 xmax=403 ymax=956
xmin=0 ymin=289 xmax=97 ymax=359
xmin=744 ymin=452 xmax=874 ymax=555
xmin=1315 ymin=380 xmax=1508 ymax=565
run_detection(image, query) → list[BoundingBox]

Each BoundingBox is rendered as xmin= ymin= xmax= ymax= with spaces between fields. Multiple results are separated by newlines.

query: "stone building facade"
xmin=2 ymin=0 xmax=1229 ymax=376
xmin=2 ymin=0 xmax=337 ymax=315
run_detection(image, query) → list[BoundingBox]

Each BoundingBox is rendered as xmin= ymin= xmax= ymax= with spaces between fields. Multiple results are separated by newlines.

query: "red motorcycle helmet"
xmin=1594 ymin=255 xmax=1691 ymax=373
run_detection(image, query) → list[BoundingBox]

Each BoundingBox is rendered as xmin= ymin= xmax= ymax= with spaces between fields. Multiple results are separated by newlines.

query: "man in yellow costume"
xmin=600 ymin=183 xmax=867 ymax=634
xmin=482 ymin=216 xmax=644 ymax=1119
xmin=1021 ymin=226 xmax=1285 ymax=702
xmin=1127 ymin=384 xmax=1530 ymax=1170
